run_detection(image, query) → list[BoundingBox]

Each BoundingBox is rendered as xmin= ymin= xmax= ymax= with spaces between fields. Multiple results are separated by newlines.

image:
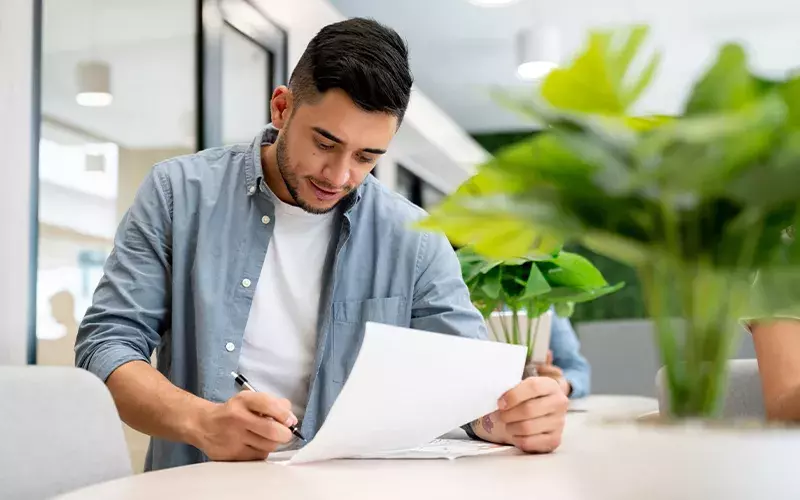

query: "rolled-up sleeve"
xmin=550 ymin=313 xmax=591 ymax=398
xmin=75 ymin=165 xmax=173 ymax=381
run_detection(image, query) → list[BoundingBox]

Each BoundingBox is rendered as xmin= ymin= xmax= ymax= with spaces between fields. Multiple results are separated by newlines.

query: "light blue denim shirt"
xmin=549 ymin=313 xmax=591 ymax=399
xmin=75 ymin=126 xmax=488 ymax=471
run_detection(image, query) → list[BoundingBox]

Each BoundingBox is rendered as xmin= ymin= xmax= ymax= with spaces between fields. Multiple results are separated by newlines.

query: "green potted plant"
xmin=458 ymin=246 xmax=622 ymax=375
xmin=423 ymin=26 xmax=800 ymax=419
xmin=420 ymin=25 xmax=800 ymax=495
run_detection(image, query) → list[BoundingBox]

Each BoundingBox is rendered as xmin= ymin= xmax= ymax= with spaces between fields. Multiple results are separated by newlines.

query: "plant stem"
xmin=498 ymin=307 xmax=511 ymax=344
xmin=487 ymin=319 xmax=504 ymax=343
xmin=511 ymin=306 xmax=520 ymax=345
xmin=527 ymin=315 xmax=541 ymax=360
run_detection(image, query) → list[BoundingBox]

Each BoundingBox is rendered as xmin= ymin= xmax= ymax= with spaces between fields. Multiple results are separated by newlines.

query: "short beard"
xmin=275 ymin=129 xmax=339 ymax=215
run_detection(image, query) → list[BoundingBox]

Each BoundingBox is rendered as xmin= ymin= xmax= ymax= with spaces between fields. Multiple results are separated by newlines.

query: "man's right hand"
xmin=191 ymin=391 xmax=297 ymax=461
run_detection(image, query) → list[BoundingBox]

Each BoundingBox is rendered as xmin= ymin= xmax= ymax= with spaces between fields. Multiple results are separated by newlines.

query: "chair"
xmin=0 ymin=366 xmax=132 ymax=499
xmin=577 ymin=320 xmax=663 ymax=396
xmin=656 ymin=359 xmax=765 ymax=419
xmin=577 ymin=319 xmax=757 ymax=397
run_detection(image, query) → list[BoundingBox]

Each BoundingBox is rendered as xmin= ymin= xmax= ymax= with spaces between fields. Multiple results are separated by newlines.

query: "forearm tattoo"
xmin=474 ymin=414 xmax=494 ymax=434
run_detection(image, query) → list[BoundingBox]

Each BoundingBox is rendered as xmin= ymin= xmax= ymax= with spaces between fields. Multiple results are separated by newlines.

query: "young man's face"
xmin=271 ymin=88 xmax=398 ymax=214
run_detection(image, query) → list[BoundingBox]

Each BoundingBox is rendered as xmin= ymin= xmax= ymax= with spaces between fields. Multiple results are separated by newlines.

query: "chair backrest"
xmin=0 ymin=366 xmax=132 ymax=499
xmin=656 ymin=359 xmax=765 ymax=419
xmin=577 ymin=319 xmax=757 ymax=397
xmin=577 ymin=320 xmax=663 ymax=396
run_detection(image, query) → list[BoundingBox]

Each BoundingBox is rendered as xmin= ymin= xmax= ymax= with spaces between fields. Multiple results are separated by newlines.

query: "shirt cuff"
xmin=79 ymin=342 xmax=150 ymax=382
xmin=563 ymin=370 xmax=588 ymax=399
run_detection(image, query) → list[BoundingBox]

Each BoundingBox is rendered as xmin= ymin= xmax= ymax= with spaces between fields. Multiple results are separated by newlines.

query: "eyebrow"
xmin=313 ymin=127 xmax=386 ymax=155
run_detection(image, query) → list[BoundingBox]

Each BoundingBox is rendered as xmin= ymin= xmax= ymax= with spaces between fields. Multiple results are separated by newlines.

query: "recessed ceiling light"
xmin=517 ymin=61 xmax=558 ymax=80
xmin=469 ymin=0 xmax=519 ymax=7
xmin=516 ymin=27 xmax=560 ymax=80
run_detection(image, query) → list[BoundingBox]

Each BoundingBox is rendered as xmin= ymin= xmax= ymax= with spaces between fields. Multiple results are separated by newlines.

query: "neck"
xmin=261 ymin=144 xmax=297 ymax=206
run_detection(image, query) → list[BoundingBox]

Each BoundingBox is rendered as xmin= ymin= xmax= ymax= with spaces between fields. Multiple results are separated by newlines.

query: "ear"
xmin=270 ymin=86 xmax=293 ymax=129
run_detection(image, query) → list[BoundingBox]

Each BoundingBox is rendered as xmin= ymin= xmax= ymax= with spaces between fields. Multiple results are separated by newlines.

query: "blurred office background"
xmin=3 ymin=0 xmax=797 ymax=471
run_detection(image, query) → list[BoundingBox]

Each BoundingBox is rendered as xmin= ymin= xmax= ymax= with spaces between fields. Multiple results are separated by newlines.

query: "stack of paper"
xmin=288 ymin=322 xmax=526 ymax=465
xmin=351 ymin=438 xmax=515 ymax=460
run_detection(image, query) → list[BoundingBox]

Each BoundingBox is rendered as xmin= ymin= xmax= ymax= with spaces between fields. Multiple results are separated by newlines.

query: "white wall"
xmin=0 ymin=0 xmax=34 ymax=365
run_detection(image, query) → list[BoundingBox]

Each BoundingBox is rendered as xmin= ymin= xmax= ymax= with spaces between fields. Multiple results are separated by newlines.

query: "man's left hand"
xmin=497 ymin=377 xmax=568 ymax=453
xmin=536 ymin=364 xmax=572 ymax=397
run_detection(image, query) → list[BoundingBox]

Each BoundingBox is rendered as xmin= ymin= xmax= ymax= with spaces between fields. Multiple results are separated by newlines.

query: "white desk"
xmin=57 ymin=396 xmax=659 ymax=500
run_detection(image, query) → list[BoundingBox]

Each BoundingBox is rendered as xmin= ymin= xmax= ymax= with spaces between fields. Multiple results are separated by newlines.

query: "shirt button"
xmin=225 ymin=342 xmax=235 ymax=352
xmin=261 ymin=215 xmax=271 ymax=225
xmin=248 ymin=186 xmax=256 ymax=195
xmin=241 ymin=278 xmax=252 ymax=288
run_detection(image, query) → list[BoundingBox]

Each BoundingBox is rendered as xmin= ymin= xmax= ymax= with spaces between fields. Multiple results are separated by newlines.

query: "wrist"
xmin=471 ymin=413 xmax=511 ymax=445
xmin=182 ymin=397 xmax=217 ymax=449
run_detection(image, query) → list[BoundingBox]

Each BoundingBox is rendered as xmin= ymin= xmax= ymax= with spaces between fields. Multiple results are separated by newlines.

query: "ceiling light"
xmin=516 ymin=27 xmax=560 ymax=80
xmin=76 ymin=61 xmax=113 ymax=107
xmin=517 ymin=61 xmax=559 ymax=80
xmin=468 ymin=0 xmax=518 ymax=6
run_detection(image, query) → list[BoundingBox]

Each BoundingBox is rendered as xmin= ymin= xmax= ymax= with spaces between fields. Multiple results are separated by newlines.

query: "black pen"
xmin=230 ymin=371 xmax=306 ymax=442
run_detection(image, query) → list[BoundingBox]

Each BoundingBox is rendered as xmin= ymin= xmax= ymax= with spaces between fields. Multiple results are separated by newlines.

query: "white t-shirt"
xmin=237 ymin=190 xmax=335 ymax=419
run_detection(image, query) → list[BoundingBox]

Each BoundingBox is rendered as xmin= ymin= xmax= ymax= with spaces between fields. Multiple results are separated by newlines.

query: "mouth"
xmin=308 ymin=179 xmax=342 ymax=202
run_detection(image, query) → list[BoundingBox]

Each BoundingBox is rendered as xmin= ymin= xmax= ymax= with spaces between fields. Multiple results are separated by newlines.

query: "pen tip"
xmin=230 ymin=371 xmax=238 ymax=378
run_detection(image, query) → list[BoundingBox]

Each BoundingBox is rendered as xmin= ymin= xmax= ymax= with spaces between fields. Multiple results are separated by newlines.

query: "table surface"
xmin=57 ymin=396 xmax=660 ymax=500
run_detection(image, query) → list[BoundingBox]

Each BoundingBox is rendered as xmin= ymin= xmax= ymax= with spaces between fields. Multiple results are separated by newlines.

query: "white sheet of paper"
xmin=288 ymin=322 xmax=527 ymax=464
xmin=350 ymin=438 xmax=516 ymax=460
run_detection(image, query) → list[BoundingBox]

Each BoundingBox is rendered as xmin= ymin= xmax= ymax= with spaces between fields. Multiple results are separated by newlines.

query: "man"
xmin=537 ymin=313 xmax=591 ymax=399
xmin=75 ymin=18 xmax=568 ymax=471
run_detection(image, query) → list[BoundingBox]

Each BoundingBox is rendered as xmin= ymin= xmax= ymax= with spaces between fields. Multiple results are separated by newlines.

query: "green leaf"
xmin=684 ymin=44 xmax=756 ymax=114
xmin=544 ymin=251 xmax=609 ymax=288
xmin=521 ymin=264 xmax=552 ymax=300
xmin=622 ymin=52 xmax=661 ymax=107
xmin=554 ymin=301 xmax=575 ymax=318
xmin=417 ymin=172 xmax=565 ymax=259
xmin=779 ymin=76 xmax=800 ymax=128
xmin=542 ymin=31 xmax=623 ymax=115
xmin=634 ymin=94 xmax=786 ymax=198
xmin=541 ymin=26 xmax=659 ymax=115
xmin=480 ymin=267 xmax=502 ymax=300
xmin=543 ymin=282 xmax=626 ymax=303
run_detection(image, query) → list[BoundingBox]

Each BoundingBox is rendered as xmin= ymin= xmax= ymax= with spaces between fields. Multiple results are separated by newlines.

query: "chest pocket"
xmin=331 ymin=296 xmax=407 ymax=383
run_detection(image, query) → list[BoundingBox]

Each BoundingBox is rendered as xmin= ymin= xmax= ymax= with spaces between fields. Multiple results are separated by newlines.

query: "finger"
xmin=241 ymin=445 xmax=271 ymax=461
xmin=535 ymin=365 xmax=563 ymax=377
xmin=511 ymin=432 xmax=562 ymax=454
xmin=545 ymin=350 xmax=553 ymax=365
xmin=505 ymin=413 xmax=565 ymax=438
xmin=243 ymin=430 xmax=283 ymax=453
xmin=238 ymin=392 xmax=296 ymax=426
xmin=499 ymin=377 xmax=561 ymax=410
xmin=218 ymin=445 xmax=269 ymax=462
xmin=243 ymin=413 xmax=294 ymax=444
xmin=499 ymin=392 xmax=568 ymax=424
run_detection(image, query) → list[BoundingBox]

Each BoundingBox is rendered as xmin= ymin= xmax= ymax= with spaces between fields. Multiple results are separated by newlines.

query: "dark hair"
xmin=289 ymin=18 xmax=413 ymax=122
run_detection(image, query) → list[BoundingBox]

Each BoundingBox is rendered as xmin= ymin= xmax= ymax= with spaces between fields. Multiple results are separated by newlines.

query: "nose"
xmin=321 ymin=155 xmax=351 ymax=188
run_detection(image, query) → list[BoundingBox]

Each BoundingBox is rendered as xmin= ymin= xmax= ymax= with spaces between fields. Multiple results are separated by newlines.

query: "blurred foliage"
xmin=424 ymin=26 xmax=800 ymax=418
xmin=472 ymin=133 xmax=646 ymax=323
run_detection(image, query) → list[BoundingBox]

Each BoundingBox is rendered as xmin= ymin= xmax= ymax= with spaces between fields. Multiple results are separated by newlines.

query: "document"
xmin=350 ymin=438 xmax=516 ymax=460
xmin=288 ymin=322 xmax=527 ymax=464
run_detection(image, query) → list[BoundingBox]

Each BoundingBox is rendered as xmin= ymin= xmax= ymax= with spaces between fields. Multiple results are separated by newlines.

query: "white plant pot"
xmin=567 ymin=418 xmax=800 ymax=500
xmin=485 ymin=310 xmax=552 ymax=364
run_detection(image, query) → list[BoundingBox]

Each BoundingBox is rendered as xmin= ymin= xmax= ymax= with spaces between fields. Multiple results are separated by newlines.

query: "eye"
xmin=356 ymin=155 xmax=374 ymax=164
xmin=316 ymin=141 xmax=334 ymax=151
